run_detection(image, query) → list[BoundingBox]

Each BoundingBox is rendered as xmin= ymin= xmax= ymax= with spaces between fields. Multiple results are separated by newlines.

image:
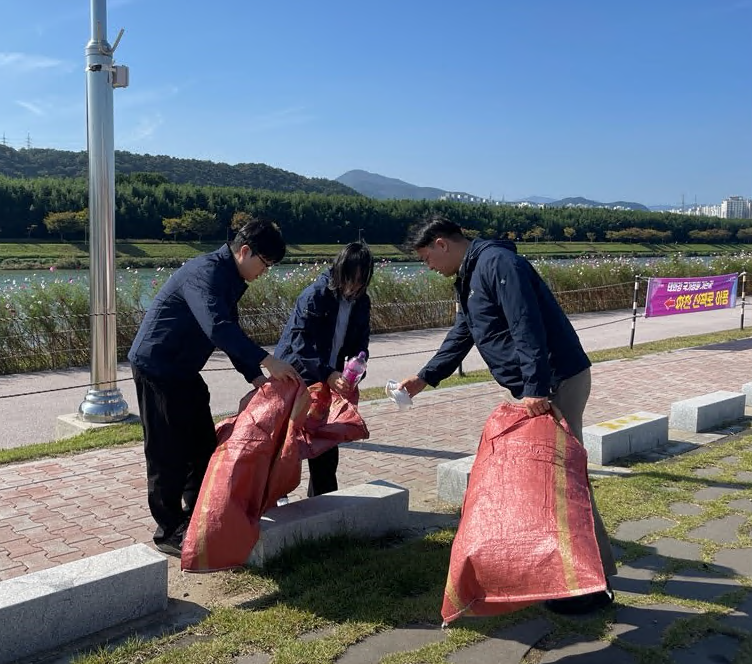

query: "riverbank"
xmin=0 ymin=239 xmax=750 ymax=269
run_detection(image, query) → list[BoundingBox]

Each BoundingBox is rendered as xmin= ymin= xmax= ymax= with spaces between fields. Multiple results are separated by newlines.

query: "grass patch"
xmin=67 ymin=433 xmax=752 ymax=663
xmin=1 ymin=241 xmax=750 ymax=267
xmin=0 ymin=422 xmax=144 ymax=465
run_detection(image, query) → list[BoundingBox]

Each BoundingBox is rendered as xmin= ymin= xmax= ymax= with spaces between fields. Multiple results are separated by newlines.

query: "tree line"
xmin=1 ymin=173 xmax=752 ymax=245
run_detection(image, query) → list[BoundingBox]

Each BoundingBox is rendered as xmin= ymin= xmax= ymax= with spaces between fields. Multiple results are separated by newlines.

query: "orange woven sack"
xmin=181 ymin=380 xmax=368 ymax=572
xmin=441 ymin=403 xmax=606 ymax=624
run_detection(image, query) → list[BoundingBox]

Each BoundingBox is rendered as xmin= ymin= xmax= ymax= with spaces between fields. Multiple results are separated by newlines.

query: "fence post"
xmin=629 ymin=276 xmax=640 ymax=350
xmin=740 ymin=272 xmax=747 ymax=331
xmin=456 ymin=298 xmax=465 ymax=377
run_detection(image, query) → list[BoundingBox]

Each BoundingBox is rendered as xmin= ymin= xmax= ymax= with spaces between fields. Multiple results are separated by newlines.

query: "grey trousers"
xmin=551 ymin=368 xmax=618 ymax=577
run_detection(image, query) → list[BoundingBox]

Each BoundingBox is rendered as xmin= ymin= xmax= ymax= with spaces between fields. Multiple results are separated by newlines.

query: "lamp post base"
xmin=78 ymin=388 xmax=130 ymax=423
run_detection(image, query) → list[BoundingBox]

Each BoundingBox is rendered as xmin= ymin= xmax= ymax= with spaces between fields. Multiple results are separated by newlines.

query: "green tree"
xmin=563 ymin=226 xmax=576 ymax=242
xmin=523 ymin=226 xmax=545 ymax=243
xmin=182 ymin=209 xmax=219 ymax=241
xmin=43 ymin=210 xmax=86 ymax=240
xmin=231 ymin=210 xmax=253 ymax=231
xmin=737 ymin=227 xmax=752 ymax=242
xmin=163 ymin=216 xmax=186 ymax=241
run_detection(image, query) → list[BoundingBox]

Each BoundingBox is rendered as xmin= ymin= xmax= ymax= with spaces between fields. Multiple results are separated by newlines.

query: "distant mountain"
xmin=336 ymin=169 xmax=479 ymax=201
xmin=517 ymin=195 xmax=557 ymax=204
xmin=548 ymin=196 xmax=649 ymax=211
xmin=0 ymin=146 xmax=358 ymax=196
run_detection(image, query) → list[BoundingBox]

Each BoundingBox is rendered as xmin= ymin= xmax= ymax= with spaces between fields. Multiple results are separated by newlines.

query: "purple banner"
xmin=644 ymin=273 xmax=738 ymax=318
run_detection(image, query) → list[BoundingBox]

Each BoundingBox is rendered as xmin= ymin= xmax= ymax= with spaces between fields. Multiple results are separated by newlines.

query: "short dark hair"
xmin=329 ymin=242 xmax=374 ymax=299
xmin=406 ymin=215 xmax=466 ymax=250
xmin=230 ymin=217 xmax=286 ymax=264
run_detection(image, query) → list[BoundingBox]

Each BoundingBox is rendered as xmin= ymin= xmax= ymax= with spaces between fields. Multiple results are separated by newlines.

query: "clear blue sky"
xmin=1 ymin=0 xmax=750 ymax=206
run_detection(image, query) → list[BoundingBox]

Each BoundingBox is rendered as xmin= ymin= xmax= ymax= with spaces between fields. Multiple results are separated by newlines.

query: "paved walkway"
xmin=0 ymin=306 xmax=745 ymax=449
xmin=1 ymin=310 xmax=751 ymax=661
xmin=2 ymin=335 xmax=752 ymax=580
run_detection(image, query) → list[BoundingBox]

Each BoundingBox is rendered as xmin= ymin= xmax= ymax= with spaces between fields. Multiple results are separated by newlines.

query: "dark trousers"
xmin=307 ymin=446 xmax=339 ymax=497
xmin=132 ymin=366 xmax=217 ymax=543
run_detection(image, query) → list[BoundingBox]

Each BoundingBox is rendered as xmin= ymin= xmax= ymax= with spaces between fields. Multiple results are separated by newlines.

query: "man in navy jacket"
xmin=275 ymin=242 xmax=373 ymax=496
xmin=398 ymin=216 xmax=617 ymax=614
xmin=129 ymin=219 xmax=299 ymax=555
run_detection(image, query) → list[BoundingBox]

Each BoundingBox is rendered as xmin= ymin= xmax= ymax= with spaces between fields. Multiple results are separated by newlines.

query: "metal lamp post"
xmin=78 ymin=0 xmax=130 ymax=422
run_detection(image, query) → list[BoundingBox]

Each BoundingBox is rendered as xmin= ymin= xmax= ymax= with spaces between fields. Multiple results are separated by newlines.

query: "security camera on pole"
xmin=78 ymin=0 xmax=130 ymax=423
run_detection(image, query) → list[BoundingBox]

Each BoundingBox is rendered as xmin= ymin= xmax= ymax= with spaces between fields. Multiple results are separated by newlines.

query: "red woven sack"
xmin=441 ymin=403 xmax=606 ymax=624
xmin=181 ymin=380 xmax=368 ymax=572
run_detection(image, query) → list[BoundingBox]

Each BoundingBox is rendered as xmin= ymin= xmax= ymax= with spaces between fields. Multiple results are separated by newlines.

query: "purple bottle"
xmin=342 ymin=351 xmax=367 ymax=386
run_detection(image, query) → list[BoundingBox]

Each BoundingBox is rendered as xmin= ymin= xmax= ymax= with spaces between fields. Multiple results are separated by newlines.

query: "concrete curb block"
xmin=582 ymin=412 xmax=669 ymax=465
xmin=669 ymin=391 xmax=746 ymax=433
xmin=0 ymin=544 xmax=167 ymax=664
xmin=247 ymin=480 xmax=409 ymax=567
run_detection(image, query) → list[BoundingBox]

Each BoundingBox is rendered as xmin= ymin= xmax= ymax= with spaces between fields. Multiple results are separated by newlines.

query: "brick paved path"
xmin=1 ymin=337 xmax=752 ymax=581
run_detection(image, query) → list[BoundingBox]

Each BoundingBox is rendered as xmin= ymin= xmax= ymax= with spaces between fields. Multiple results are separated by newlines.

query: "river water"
xmin=0 ymin=255 xmax=718 ymax=297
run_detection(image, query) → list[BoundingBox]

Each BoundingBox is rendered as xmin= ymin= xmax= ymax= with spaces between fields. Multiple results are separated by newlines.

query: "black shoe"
xmin=545 ymin=580 xmax=614 ymax=615
xmin=155 ymin=537 xmax=183 ymax=556
xmin=154 ymin=520 xmax=188 ymax=557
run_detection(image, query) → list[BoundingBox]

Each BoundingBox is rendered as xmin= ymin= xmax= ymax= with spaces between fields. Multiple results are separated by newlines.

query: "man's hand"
xmin=327 ymin=371 xmax=351 ymax=395
xmin=251 ymin=375 xmax=268 ymax=389
xmin=522 ymin=396 xmax=551 ymax=417
xmin=260 ymin=355 xmax=300 ymax=382
xmin=398 ymin=375 xmax=428 ymax=398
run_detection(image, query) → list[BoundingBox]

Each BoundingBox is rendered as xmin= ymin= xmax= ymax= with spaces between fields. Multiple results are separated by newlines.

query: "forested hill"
xmin=0 ymin=146 xmax=358 ymax=196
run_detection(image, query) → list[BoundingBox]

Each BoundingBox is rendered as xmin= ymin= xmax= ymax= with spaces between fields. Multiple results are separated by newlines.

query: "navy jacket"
xmin=128 ymin=244 xmax=267 ymax=382
xmin=274 ymin=270 xmax=371 ymax=386
xmin=419 ymin=239 xmax=590 ymax=398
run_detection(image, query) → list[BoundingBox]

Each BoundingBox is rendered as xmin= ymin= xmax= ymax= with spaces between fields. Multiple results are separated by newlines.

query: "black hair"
xmin=229 ymin=217 xmax=286 ymax=264
xmin=329 ymin=242 xmax=374 ymax=299
xmin=406 ymin=214 xmax=466 ymax=250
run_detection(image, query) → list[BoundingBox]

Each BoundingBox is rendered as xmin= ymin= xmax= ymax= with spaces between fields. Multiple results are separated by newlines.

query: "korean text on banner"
xmin=644 ymin=273 xmax=738 ymax=318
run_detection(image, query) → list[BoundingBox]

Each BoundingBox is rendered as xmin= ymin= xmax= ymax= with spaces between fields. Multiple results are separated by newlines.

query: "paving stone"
xmin=613 ymin=603 xmax=700 ymax=646
xmin=235 ymin=654 xmax=270 ymax=664
xmin=448 ymin=618 xmax=552 ymax=664
xmin=615 ymin=517 xmax=676 ymax=542
xmin=540 ymin=636 xmax=636 ymax=663
xmin=719 ymin=592 xmax=752 ymax=632
xmin=646 ymin=538 xmax=703 ymax=561
xmin=692 ymin=486 xmax=738 ymax=501
xmin=611 ymin=555 xmax=665 ymax=595
xmin=336 ymin=626 xmax=446 ymax=664
xmin=694 ymin=467 xmax=723 ymax=478
xmin=736 ymin=471 xmax=752 ymax=482
xmin=669 ymin=634 xmax=740 ymax=663
xmin=686 ymin=515 xmax=747 ymax=544
xmin=728 ymin=498 xmax=752 ymax=513
xmin=669 ymin=502 xmax=704 ymax=516
xmin=664 ymin=568 xmax=742 ymax=602
xmin=720 ymin=456 xmax=741 ymax=465
xmin=714 ymin=548 xmax=752 ymax=577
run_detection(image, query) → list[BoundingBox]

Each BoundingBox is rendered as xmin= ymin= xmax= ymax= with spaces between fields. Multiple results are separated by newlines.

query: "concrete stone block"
xmin=669 ymin=391 xmax=746 ymax=433
xmin=248 ymin=480 xmax=409 ymax=567
xmin=0 ymin=544 xmax=167 ymax=664
xmin=742 ymin=382 xmax=752 ymax=405
xmin=55 ymin=412 xmax=141 ymax=441
xmin=437 ymin=455 xmax=475 ymax=506
xmin=582 ymin=412 xmax=669 ymax=465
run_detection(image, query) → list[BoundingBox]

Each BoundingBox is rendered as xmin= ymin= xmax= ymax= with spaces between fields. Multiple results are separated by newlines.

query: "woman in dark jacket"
xmin=275 ymin=242 xmax=374 ymax=496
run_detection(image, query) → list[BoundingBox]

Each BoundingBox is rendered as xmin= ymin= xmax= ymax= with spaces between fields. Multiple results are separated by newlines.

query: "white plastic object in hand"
xmin=385 ymin=380 xmax=413 ymax=410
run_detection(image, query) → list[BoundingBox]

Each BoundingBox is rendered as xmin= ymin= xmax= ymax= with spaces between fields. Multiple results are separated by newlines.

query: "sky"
xmin=0 ymin=0 xmax=750 ymax=206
